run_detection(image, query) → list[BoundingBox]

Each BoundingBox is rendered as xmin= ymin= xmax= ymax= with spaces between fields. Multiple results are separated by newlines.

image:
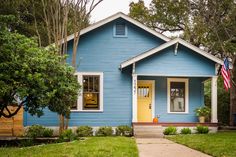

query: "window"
xmin=113 ymin=23 xmax=127 ymax=37
xmin=167 ymin=78 xmax=189 ymax=113
xmin=138 ymin=86 xmax=150 ymax=98
xmin=72 ymin=72 xmax=103 ymax=112
xmin=83 ymin=75 xmax=99 ymax=110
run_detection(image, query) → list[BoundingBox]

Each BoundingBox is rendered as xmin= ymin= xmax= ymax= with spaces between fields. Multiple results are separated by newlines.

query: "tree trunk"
xmin=230 ymin=55 xmax=236 ymax=126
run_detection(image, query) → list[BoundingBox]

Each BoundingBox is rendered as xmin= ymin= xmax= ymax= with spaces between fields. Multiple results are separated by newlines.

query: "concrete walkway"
xmin=136 ymin=138 xmax=212 ymax=157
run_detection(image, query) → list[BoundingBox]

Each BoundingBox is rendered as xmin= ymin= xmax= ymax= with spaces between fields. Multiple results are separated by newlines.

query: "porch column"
xmin=132 ymin=74 xmax=138 ymax=122
xmin=211 ymin=76 xmax=218 ymax=123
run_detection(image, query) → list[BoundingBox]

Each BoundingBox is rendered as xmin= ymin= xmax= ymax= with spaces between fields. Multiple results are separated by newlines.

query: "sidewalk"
xmin=136 ymin=138 xmax=212 ymax=157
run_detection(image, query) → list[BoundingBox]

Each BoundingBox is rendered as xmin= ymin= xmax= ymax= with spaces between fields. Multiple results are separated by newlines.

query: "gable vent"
xmin=114 ymin=23 xmax=127 ymax=36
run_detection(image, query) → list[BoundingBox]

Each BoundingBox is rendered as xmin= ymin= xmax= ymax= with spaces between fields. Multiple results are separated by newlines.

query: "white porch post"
xmin=132 ymin=74 xmax=138 ymax=122
xmin=211 ymin=76 xmax=218 ymax=123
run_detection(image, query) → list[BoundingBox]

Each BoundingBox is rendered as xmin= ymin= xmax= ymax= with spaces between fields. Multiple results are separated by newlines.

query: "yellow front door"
xmin=137 ymin=81 xmax=153 ymax=122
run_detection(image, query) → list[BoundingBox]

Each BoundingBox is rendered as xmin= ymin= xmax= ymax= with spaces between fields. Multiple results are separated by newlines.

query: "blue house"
xmin=24 ymin=12 xmax=223 ymax=132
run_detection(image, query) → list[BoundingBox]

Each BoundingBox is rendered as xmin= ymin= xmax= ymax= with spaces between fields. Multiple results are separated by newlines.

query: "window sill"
xmin=70 ymin=110 xmax=103 ymax=113
xmin=167 ymin=112 xmax=189 ymax=114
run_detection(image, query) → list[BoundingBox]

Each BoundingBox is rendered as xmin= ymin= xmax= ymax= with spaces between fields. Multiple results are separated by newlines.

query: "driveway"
xmin=136 ymin=138 xmax=212 ymax=157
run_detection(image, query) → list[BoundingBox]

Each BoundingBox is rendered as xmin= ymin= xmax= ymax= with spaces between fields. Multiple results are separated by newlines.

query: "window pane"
xmin=83 ymin=75 xmax=100 ymax=110
xmin=94 ymin=77 xmax=99 ymax=92
xmin=83 ymin=93 xmax=99 ymax=110
xmin=170 ymin=82 xmax=185 ymax=112
xmin=83 ymin=76 xmax=89 ymax=92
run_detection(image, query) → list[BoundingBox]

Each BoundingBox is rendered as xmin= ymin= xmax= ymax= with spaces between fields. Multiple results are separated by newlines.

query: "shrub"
xmin=96 ymin=126 xmax=113 ymax=136
xmin=59 ymin=129 xmax=77 ymax=142
xmin=25 ymin=125 xmax=54 ymax=138
xmin=163 ymin=126 xmax=177 ymax=135
xmin=76 ymin=126 xmax=93 ymax=137
xmin=43 ymin=128 xmax=54 ymax=137
xmin=25 ymin=125 xmax=45 ymax=139
xmin=116 ymin=125 xmax=133 ymax=136
xmin=196 ymin=125 xmax=209 ymax=134
xmin=180 ymin=128 xmax=192 ymax=134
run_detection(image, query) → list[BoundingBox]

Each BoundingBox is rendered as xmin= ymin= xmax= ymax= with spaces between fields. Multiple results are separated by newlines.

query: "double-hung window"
xmin=71 ymin=72 xmax=103 ymax=112
xmin=167 ymin=78 xmax=189 ymax=113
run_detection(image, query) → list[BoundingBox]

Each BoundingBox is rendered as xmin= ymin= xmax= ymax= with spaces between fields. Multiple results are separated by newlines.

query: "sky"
xmin=90 ymin=0 xmax=152 ymax=22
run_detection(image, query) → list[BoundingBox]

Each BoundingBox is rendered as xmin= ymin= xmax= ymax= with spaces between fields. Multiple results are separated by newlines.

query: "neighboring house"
xmin=23 ymin=12 xmax=223 ymax=131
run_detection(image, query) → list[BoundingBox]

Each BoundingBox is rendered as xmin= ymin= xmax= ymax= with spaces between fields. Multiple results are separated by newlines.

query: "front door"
xmin=137 ymin=81 xmax=153 ymax=122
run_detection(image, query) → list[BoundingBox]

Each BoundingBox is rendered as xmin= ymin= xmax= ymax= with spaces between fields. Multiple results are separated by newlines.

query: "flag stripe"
xmin=221 ymin=58 xmax=231 ymax=91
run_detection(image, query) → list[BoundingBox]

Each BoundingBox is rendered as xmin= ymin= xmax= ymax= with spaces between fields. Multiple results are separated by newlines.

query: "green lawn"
xmin=0 ymin=137 xmax=138 ymax=157
xmin=167 ymin=131 xmax=236 ymax=157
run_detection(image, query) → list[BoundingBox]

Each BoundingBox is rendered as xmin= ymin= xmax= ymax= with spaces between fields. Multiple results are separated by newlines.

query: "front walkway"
xmin=136 ymin=138 xmax=211 ymax=157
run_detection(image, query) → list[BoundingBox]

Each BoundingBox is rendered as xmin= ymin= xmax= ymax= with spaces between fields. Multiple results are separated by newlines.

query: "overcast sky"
xmin=90 ymin=0 xmax=152 ymax=22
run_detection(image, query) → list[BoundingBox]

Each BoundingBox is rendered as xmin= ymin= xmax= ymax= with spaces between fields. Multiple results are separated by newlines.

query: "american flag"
xmin=221 ymin=57 xmax=231 ymax=91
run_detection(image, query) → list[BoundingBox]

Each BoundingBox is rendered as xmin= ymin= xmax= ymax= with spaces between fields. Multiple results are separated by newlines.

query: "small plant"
xmin=25 ymin=125 xmax=45 ymax=139
xmin=96 ymin=126 xmax=113 ymax=136
xmin=59 ymin=129 xmax=77 ymax=141
xmin=116 ymin=125 xmax=133 ymax=136
xmin=195 ymin=106 xmax=211 ymax=117
xmin=76 ymin=126 xmax=93 ymax=137
xmin=25 ymin=125 xmax=54 ymax=138
xmin=43 ymin=128 xmax=54 ymax=137
xmin=180 ymin=128 xmax=192 ymax=134
xmin=163 ymin=126 xmax=177 ymax=135
xmin=196 ymin=125 xmax=209 ymax=134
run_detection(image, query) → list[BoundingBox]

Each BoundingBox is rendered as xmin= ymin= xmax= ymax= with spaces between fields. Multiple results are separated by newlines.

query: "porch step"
xmin=133 ymin=125 xmax=164 ymax=138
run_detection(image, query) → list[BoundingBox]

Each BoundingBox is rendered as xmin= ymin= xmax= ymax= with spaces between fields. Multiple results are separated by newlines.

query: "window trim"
xmin=113 ymin=23 xmax=128 ymax=37
xmin=72 ymin=72 xmax=103 ymax=112
xmin=167 ymin=78 xmax=189 ymax=114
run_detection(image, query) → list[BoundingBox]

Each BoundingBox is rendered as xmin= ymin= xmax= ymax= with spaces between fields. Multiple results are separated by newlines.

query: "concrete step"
xmin=133 ymin=125 xmax=164 ymax=138
xmin=134 ymin=130 xmax=163 ymax=134
xmin=134 ymin=128 xmax=163 ymax=131
xmin=135 ymin=133 xmax=164 ymax=138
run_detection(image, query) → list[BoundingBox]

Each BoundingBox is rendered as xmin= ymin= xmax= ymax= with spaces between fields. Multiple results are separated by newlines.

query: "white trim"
xmin=132 ymin=74 xmax=138 ymax=122
xmin=120 ymin=38 xmax=223 ymax=69
xmin=137 ymin=73 xmax=215 ymax=77
xmin=211 ymin=76 xmax=218 ymax=123
xmin=72 ymin=72 xmax=103 ymax=112
xmin=167 ymin=78 xmax=189 ymax=114
xmin=137 ymin=80 xmax=155 ymax=122
xmin=63 ymin=12 xmax=169 ymax=43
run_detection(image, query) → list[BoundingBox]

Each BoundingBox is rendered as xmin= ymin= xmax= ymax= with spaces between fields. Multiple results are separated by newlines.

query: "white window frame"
xmin=167 ymin=78 xmax=189 ymax=114
xmin=113 ymin=23 xmax=128 ymax=37
xmin=72 ymin=72 xmax=103 ymax=112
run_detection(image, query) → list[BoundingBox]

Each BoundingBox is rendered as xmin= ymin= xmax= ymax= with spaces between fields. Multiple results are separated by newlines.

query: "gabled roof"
xmin=64 ymin=12 xmax=170 ymax=43
xmin=120 ymin=38 xmax=224 ymax=69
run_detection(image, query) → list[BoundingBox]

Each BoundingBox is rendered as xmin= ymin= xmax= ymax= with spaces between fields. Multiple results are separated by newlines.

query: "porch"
xmin=119 ymin=38 xmax=222 ymax=127
xmin=131 ymin=74 xmax=218 ymax=124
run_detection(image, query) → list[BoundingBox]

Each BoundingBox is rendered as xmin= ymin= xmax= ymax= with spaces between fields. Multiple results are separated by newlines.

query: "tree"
xmin=37 ymin=0 xmax=103 ymax=65
xmin=36 ymin=0 xmax=103 ymax=131
xmin=0 ymin=0 xmax=49 ymax=46
xmin=0 ymin=16 xmax=80 ymax=118
xmin=129 ymin=0 xmax=236 ymax=125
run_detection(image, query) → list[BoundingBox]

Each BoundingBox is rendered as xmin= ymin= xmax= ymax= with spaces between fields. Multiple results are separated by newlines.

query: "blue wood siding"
xmin=24 ymin=18 xmax=165 ymax=126
xmin=139 ymin=76 xmax=205 ymax=122
xmin=136 ymin=45 xmax=216 ymax=76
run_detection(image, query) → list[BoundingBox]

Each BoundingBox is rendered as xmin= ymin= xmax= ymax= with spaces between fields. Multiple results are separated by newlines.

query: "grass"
xmin=167 ymin=131 xmax=236 ymax=157
xmin=0 ymin=137 xmax=138 ymax=157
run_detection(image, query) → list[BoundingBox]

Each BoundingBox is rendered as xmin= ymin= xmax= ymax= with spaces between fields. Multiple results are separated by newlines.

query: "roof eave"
xmin=120 ymin=38 xmax=224 ymax=69
xmin=63 ymin=12 xmax=170 ymax=43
